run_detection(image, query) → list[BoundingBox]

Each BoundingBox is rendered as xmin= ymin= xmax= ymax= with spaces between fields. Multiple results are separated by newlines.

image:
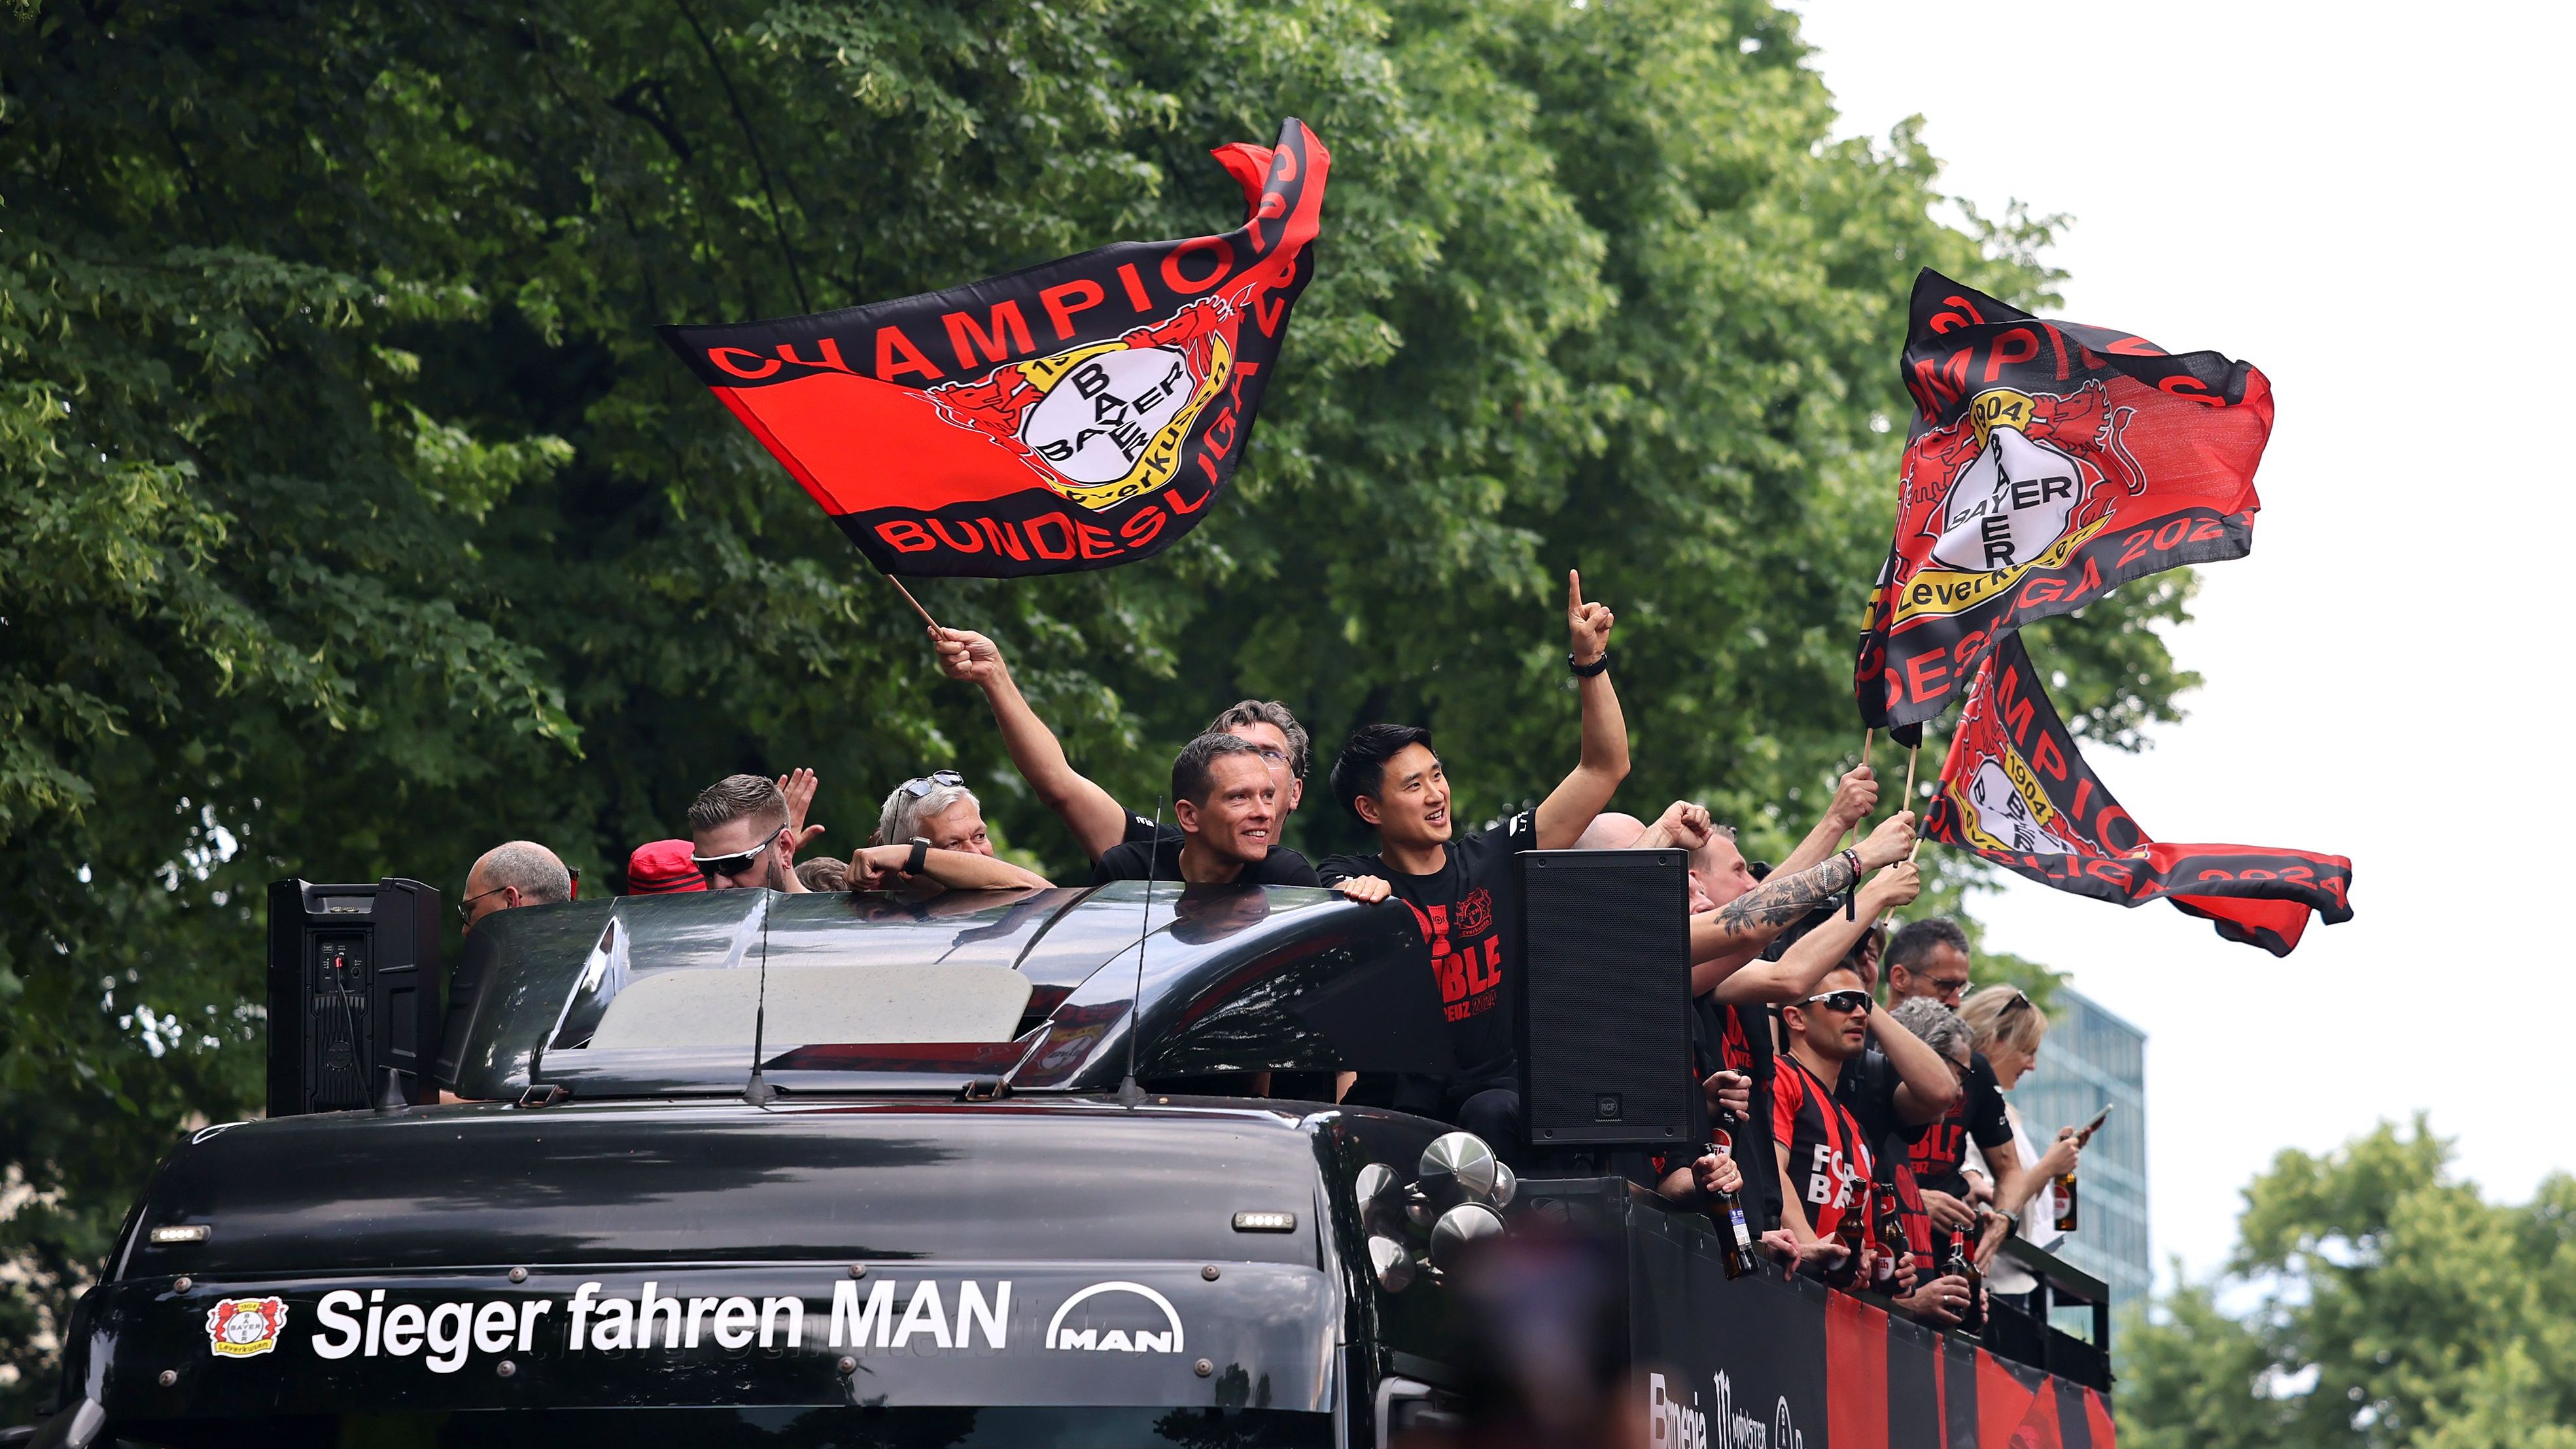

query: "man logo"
xmin=1043 ymin=1282 xmax=1186 ymax=1354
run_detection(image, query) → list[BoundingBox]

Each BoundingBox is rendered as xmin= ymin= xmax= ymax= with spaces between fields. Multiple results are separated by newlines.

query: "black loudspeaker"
xmin=266 ymin=879 xmax=443 ymax=1115
xmin=1513 ymin=848 xmax=1693 ymax=1147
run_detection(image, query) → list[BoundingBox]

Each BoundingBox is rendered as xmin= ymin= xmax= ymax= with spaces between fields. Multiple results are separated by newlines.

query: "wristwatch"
xmin=906 ymin=837 xmax=932 ymax=875
xmin=1568 ymin=647 xmax=1612 ymax=677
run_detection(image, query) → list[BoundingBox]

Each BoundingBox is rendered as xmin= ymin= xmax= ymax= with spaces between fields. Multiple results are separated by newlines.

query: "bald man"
xmin=461 ymin=840 xmax=572 ymax=934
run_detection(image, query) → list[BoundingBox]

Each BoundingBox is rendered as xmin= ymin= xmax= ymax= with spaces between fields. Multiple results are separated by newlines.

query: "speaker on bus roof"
xmin=265 ymin=878 xmax=443 ymax=1115
xmin=1512 ymin=848 xmax=1694 ymax=1149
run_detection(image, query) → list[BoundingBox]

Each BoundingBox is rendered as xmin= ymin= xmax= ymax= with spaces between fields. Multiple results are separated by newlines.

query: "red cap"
xmin=627 ymin=838 xmax=708 ymax=895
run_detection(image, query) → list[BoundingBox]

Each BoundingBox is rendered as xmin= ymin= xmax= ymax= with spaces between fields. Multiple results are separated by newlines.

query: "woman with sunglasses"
xmin=1957 ymin=985 xmax=2081 ymax=1270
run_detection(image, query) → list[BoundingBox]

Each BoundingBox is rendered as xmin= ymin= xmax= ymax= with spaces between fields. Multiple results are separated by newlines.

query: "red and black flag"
xmin=1856 ymin=270 xmax=2274 ymax=733
xmin=658 ymin=118 xmax=1329 ymax=578
xmin=1923 ymin=633 xmax=2352 ymax=956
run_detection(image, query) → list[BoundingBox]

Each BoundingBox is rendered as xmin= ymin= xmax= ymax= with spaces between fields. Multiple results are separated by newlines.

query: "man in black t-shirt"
xmin=1317 ymin=571 xmax=1631 ymax=1151
xmin=1096 ymin=733 xmax=1384 ymax=895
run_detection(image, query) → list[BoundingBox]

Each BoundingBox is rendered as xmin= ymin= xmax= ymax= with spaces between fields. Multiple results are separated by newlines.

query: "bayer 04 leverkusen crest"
xmin=1854 ymin=270 xmax=2274 ymax=733
xmin=658 ymin=118 xmax=1329 ymax=578
xmin=1923 ymin=634 xmax=2352 ymax=956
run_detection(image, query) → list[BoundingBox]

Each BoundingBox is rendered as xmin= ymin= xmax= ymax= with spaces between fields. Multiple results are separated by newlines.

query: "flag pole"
xmin=875 ymin=568 xmax=942 ymax=633
xmin=1904 ymin=732 xmax=1926 ymax=862
xmin=1842 ymin=727 xmax=1875 ymax=849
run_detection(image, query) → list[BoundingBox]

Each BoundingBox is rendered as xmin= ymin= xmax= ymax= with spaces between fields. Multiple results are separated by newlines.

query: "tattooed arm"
xmin=1715 ymin=862 xmax=1923 ymax=1005
xmin=1688 ymin=812 xmax=1916 ymax=965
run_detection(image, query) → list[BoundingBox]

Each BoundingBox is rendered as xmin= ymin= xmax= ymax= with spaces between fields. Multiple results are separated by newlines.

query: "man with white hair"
xmin=459 ymin=840 xmax=572 ymax=934
xmin=874 ymin=770 xmax=997 ymax=854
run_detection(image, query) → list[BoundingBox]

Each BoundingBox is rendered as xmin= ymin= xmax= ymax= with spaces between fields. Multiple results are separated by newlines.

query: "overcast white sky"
xmin=1791 ymin=1 xmax=2576 ymax=1283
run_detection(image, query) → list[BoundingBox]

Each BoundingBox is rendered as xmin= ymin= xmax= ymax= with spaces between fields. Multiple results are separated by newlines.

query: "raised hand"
xmin=1643 ymin=799 xmax=1713 ymax=850
xmin=1827 ymin=765 xmax=1880 ymax=832
xmin=777 ymin=767 xmax=826 ymax=857
xmin=1861 ymin=860 xmax=1922 ymax=912
xmin=931 ymin=627 xmax=1005 ymax=686
xmin=1567 ymin=569 xmax=1614 ymax=663
xmin=1858 ymin=809 xmax=1917 ymax=869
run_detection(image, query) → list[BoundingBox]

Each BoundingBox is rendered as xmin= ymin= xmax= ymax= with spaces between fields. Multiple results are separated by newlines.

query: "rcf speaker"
xmin=266 ymin=878 xmax=443 ymax=1115
xmin=1513 ymin=848 xmax=1692 ymax=1147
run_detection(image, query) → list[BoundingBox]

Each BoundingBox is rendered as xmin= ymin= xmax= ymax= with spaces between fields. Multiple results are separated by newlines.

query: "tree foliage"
xmin=2122 ymin=1121 xmax=2576 ymax=1449
xmin=0 ymin=0 xmax=2193 ymax=1400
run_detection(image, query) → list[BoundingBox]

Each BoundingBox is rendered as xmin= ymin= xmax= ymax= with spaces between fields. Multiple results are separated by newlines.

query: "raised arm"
xmin=1534 ymin=570 xmax=1631 ymax=850
xmin=1713 ymin=862 xmax=1921 ymax=1003
xmin=1868 ymin=992 xmax=1961 ymax=1124
xmin=933 ymin=627 xmax=1132 ymax=863
xmin=1690 ymin=812 xmax=1915 ymax=964
xmin=1772 ymin=765 xmax=1879 ymax=877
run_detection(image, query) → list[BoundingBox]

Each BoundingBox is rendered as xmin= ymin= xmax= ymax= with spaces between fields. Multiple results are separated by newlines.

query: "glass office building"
xmin=2012 ymin=987 xmax=2150 ymax=1310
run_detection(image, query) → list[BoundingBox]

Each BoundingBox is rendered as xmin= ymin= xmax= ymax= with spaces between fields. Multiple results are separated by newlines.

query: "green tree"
xmin=2122 ymin=1121 xmax=2576 ymax=1449
xmin=0 ymin=0 xmax=2193 ymax=1403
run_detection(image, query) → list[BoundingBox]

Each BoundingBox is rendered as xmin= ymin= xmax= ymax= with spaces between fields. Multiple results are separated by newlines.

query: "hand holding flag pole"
xmin=1841 ymin=728 xmax=1876 ymax=850
xmin=1904 ymin=733 xmax=1925 ymax=862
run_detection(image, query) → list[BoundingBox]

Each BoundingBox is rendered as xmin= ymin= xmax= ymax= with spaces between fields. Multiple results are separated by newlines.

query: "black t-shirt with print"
xmin=1319 ymin=810 xmax=1538 ymax=1087
xmin=1092 ymin=835 xmax=1320 ymax=887
xmin=1907 ymin=1050 xmax=2014 ymax=1198
xmin=1119 ymin=812 xmax=1181 ymax=848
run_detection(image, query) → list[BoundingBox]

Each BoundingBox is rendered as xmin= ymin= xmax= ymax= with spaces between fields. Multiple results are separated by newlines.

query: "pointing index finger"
xmin=1568 ymin=568 xmax=1584 ymax=613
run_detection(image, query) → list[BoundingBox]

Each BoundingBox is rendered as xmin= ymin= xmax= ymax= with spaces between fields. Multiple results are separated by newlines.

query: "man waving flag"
xmin=1922 ymin=634 xmax=2352 ymax=956
xmin=1856 ymin=271 xmax=2275 ymax=733
xmin=660 ymin=118 xmax=1329 ymax=578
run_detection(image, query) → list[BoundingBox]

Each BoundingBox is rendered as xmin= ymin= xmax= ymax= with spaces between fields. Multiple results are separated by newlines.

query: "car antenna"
xmin=743 ymin=882 xmax=777 ymax=1106
xmin=1115 ymin=795 xmax=1164 ymax=1109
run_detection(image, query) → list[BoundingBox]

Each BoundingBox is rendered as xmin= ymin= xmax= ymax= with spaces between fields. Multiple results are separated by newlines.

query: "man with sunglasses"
xmin=689 ymin=774 xmax=1043 ymax=894
xmin=459 ymin=841 xmax=573 ymax=934
xmin=1771 ymin=964 xmax=1953 ymax=1288
xmin=930 ymin=627 xmax=1315 ymax=865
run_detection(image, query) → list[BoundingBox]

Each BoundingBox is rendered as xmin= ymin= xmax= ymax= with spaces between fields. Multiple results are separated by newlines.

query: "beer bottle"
xmin=1704 ymin=1128 xmax=1760 ymax=1281
xmin=1871 ymin=1178 xmax=1908 ymax=1292
xmin=1942 ymin=1229 xmax=1985 ymax=1335
xmin=2055 ymin=1108 xmax=2108 ymax=1234
xmin=1828 ymin=1183 xmax=1868 ymax=1288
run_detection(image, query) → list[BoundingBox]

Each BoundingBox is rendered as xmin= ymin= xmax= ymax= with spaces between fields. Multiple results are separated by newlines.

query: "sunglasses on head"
xmin=901 ymin=769 xmax=966 ymax=797
xmin=1801 ymin=988 xmax=1872 ymax=1015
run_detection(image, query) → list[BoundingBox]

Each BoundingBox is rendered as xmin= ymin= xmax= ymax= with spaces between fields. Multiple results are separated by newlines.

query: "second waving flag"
xmin=1921 ymin=634 xmax=2352 ymax=956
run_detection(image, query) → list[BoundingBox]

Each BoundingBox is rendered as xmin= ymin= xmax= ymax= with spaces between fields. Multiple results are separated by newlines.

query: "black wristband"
xmin=1569 ymin=647 xmax=1612 ymax=677
xmin=906 ymin=837 xmax=931 ymax=875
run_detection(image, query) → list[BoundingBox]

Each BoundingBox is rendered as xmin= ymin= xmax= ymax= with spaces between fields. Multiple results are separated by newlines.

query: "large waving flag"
xmin=660 ymin=119 xmax=1329 ymax=578
xmin=1923 ymin=634 xmax=2352 ymax=956
xmin=1856 ymin=271 xmax=2274 ymax=731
